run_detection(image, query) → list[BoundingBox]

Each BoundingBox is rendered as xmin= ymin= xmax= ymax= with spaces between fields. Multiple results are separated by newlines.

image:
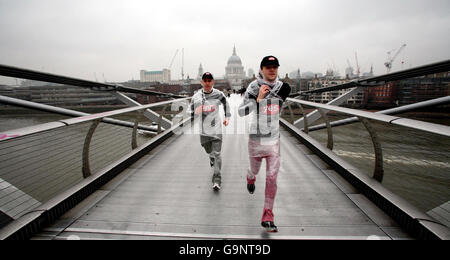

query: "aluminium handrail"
xmin=306 ymin=95 xmax=450 ymax=132
xmin=0 ymin=97 xmax=191 ymax=142
xmin=0 ymin=94 xmax=160 ymax=133
xmin=286 ymin=98 xmax=450 ymax=137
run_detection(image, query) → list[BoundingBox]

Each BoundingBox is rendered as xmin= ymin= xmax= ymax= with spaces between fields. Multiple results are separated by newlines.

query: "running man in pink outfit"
xmin=238 ymin=56 xmax=291 ymax=232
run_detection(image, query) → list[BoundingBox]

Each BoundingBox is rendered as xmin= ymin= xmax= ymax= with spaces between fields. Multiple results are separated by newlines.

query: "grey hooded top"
xmin=189 ymin=88 xmax=231 ymax=141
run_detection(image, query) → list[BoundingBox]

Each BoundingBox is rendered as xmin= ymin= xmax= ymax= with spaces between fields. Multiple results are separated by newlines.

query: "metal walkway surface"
xmin=32 ymin=112 xmax=411 ymax=239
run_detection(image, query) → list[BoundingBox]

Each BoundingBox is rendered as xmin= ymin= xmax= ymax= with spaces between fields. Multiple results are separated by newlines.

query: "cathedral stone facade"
xmin=225 ymin=46 xmax=246 ymax=90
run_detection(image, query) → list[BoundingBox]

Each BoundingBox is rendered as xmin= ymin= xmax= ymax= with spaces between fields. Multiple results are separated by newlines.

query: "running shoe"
xmin=213 ymin=182 xmax=221 ymax=191
xmin=261 ymin=221 xmax=278 ymax=232
xmin=261 ymin=209 xmax=277 ymax=232
xmin=247 ymin=176 xmax=255 ymax=194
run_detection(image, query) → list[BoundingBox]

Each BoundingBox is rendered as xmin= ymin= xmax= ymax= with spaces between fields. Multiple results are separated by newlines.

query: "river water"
xmin=0 ymin=100 xmax=449 ymax=215
xmin=305 ymin=114 xmax=450 ymax=214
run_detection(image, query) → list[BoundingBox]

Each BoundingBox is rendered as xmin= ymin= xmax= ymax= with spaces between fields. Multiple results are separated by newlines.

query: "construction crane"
xmin=181 ymin=48 xmax=185 ymax=80
xmin=346 ymin=59 xmax=354 ymax=78
xmin=384 ymin=44 xmax=407 ymax=73
xmin=167 ymin=49 xmax=179 ymax=70
xmin=354 ymin=52 xmax=360 ymax=78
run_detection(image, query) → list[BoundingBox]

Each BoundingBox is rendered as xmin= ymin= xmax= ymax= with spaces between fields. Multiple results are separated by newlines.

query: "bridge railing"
xmin=284 ymin=98 xmax=450 ymax=182
xmin=280 ymin=61 xmax=450 ymax=238
xmin=0 ymin=96 xmax=190 ymax=238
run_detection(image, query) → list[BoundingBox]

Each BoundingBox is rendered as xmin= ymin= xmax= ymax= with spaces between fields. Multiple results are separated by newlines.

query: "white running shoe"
xmin=212 ymin=183 xmax=221 ymax=191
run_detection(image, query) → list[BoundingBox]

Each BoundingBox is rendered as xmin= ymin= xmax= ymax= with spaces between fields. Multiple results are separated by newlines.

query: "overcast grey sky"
xmin=0 ymin=0 xmax=449 ymax=84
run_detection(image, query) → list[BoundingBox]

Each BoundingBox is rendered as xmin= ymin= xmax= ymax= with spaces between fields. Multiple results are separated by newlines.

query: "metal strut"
xmin=318 ymin=109 xmax=333 ymax=150
xmin=358 ymin=117 xmax=384 ymax=182
xmin=82 ymin=119 xmax=101 ymax=178
xmin=298 ymin=104 xmax=309 ymax=134
xmin=132 ymin=120 xmax=138 ymax=150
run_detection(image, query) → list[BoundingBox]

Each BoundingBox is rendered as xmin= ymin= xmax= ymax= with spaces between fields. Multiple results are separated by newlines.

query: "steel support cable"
xmin=0 ymin=64 xmax=184 ymax=98
xmin=0 ymin=124 xmax=87 ymax=158
xmin=0 ymin=95 xmax=159 ymax=133
xmin=0 ymin=135 xmax=86 ymax=180
xmin=10 ymin=205 xmax=44 ymax=220
xmin=85 ymin=120 xmax=139 ymax=177
xmin=87 ymin=125 xmax=132 ymax=150
xmin=0 ymin=145 xmax=83 ymax=191
xmin=5 ymin=200 xmax=42 ymax=220
xmin=90 ymin=143 xmax=130 ymax=167
xmin=35 ymin=176 xmax=81 ymax=206
xmin=9 ymin=156 xmax=83 ymax=200
xmin=0 ymin=118 xmax=188 ymax=239
xmin=0 ymin=130 xmax=86 ymax=185
xmin=307 ymin=96 xmax=450 ymax=132
xmin=0 ymin=142 xmax=84 ymax=179
xmin=86 ymin=123 xmax=138 ymax=175
xmin=1 ymin=114 xmax=152 ymax=193
xmin=0 ymin=146 xmax=82 ymax=187
xmin=286 ymin=98 xmax=450 ymax=137
xmin=0 ymin=125 xmax=84 ymax=152
xmin=115 ymin=85 xmax=185 ymax=98
xmin=0 ymin=97 xmax=190 ymax=143
xmin=91 ymin=126 xmax=134 ymax=149
xmin=90 ymin=131 xmax=133 ymax=156
xmin=0 ymin=64 xmax=115 ymax=90
xmin=12 ymin=172 xmax=80 ymax=214
xmin=89 ymin=130 xmax=133 ymax=163
xmin=0 ymin=126 xmax=87 ymax=173
xmin=16 ymin=153 xmax=84 ymax=194
xmin=90 ymin=146 xmax=131 ymax=173
xmin=89 ymin=131 xmax=132 ymax=154
xmin=2 ymin=132 xmax=109 ymax=206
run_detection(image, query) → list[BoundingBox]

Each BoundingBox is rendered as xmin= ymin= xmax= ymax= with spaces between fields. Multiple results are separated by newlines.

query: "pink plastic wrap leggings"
xmin=247 ymin=138 xmax=280 ymax=213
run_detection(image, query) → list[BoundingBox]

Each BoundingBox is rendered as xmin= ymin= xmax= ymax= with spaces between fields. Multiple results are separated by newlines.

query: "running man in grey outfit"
xmin=190 ymin=72 xmax=231 ymax=191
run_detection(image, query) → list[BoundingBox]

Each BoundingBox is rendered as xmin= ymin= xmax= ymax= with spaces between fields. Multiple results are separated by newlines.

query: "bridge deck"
xmin=32 ymin=119 xmax=412 ymax=239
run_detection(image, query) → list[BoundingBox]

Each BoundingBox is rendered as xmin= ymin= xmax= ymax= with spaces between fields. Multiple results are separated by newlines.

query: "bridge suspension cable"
xmin=0 ymin=64 xmax=185 ymax=98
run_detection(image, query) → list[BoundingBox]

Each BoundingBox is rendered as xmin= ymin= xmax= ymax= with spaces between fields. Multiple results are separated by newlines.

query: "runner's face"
xmin=202 ymin=79 xmax=214 ymax=92
xmin=262 ymin=65 xmax=279 ymax=82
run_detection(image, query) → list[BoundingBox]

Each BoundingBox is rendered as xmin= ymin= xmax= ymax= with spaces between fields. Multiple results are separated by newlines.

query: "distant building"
xmin=247 ymin=68 xmax=255 ymax=78
xmin=363 ymin=83 xmax=398 ymax=108
xmin=288 ymin=69 xmax=301 ymax=79
xmin=197 ymin=63 xmax=204 ymax=80
xmin=0 ymin=84 xmax=123 ymax=108
xmin=136 ymin=80 xmax=231 ymax=104
xmin=306 ymin=77 xmax=363 ymax=106
xmin=302 ymin=71 xmax=322 ymax=79
xmin=361 ymin=65 xmax=374 ymax=78
xmin=345 ymin=66 xmax=354 ymax=79
xmin=362 ymin=72 xmax=450 ymax=109
xmin=140 ymin=69 xmax=171 ymax=83
xmin=225 ymin=45 xmax=246 ymax=90
xmin=395 ymin=72 xmax=449 ymax=106
xmin=285 ymin=70 xmax=305 ymax=94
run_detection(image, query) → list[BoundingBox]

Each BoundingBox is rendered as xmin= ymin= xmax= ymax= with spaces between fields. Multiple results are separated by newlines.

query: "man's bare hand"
xmin=257 ymin=85 xmax=270 ymax=102
xmin=223 ymin=118 xmax=230 ymax=126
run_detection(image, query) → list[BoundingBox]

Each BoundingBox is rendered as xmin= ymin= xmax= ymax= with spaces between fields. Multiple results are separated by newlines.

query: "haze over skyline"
xmin=1 ymin=0 xmax=449 ymax=85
